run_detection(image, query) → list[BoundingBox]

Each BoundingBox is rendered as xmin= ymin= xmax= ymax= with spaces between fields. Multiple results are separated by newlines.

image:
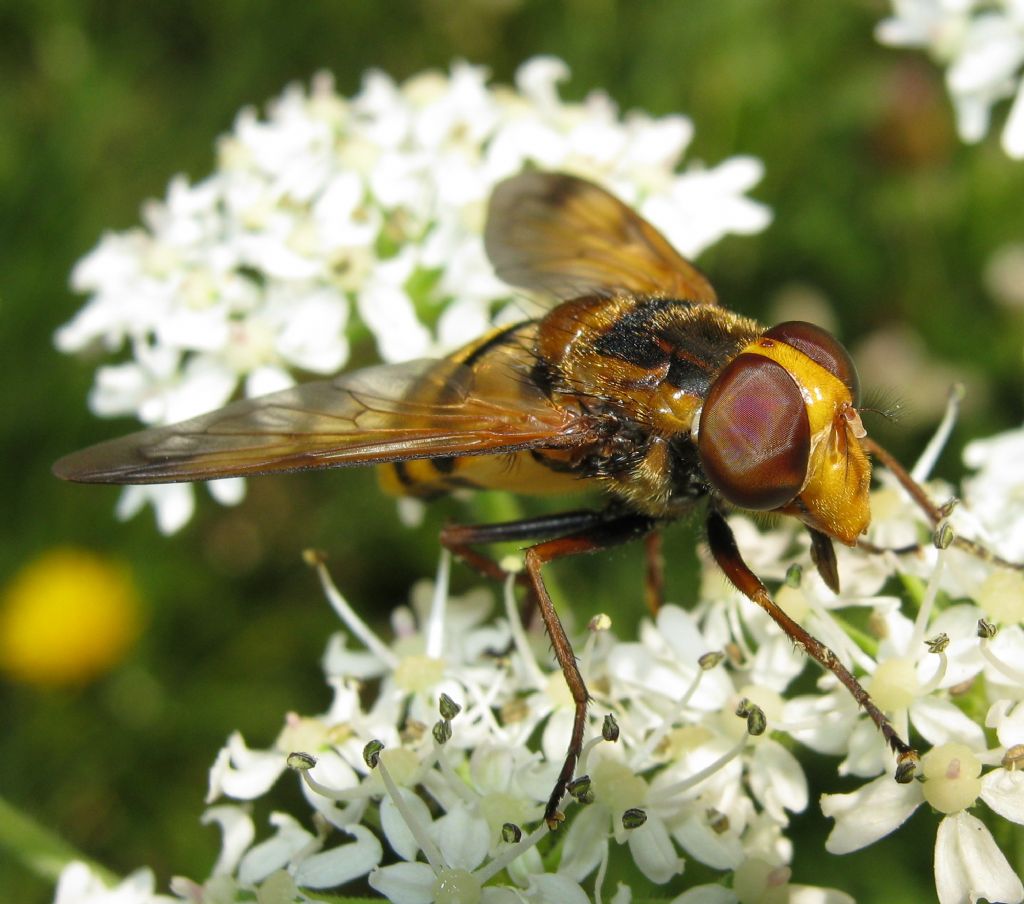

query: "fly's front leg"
xmin=863 ymin=436 xmax=1023 ymax=572
xmin=707 ymin=509 xmax=919 ymax=780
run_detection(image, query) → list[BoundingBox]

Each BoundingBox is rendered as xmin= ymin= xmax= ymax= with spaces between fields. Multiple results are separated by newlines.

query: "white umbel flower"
xmin=877 ymin=0 xmax=1024 ymax=157
xmin=53 ymin=862 xmax=177 ymax=904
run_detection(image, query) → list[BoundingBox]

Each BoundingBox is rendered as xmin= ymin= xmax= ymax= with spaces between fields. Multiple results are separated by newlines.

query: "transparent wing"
xmin=53 ymin=358 xmax=597 ymax=485
xmin=484 ymin=171 xmax=718 ymax=304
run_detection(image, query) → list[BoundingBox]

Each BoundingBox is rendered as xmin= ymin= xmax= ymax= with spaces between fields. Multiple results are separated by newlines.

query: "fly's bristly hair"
xmin=859 ymin=385 xmax=905 ymax=425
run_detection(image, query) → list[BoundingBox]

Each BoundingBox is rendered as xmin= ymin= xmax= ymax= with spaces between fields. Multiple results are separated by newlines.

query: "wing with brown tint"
xmin=53 ymin=358 xmax=598 ymax=485
xmin=484 ymin=171 xmax=718 ymax=305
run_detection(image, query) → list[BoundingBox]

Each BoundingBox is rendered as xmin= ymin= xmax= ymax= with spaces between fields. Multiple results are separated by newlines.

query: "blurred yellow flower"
xmin=0 ymin=547 xmax=141 ymax=686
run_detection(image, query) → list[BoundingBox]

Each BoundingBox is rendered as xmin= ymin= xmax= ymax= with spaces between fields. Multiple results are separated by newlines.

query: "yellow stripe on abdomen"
xmin=377 ymin=449 xmax=591 ymax=499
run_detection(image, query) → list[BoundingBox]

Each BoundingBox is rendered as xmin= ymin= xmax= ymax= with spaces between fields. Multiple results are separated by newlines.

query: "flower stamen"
xmin=979 ymin=632 xmax=1024 ymax=685
xmin=310 ymin=555 xmax=398 ymax=668
xmin=425 ymin=550 xmax=451 ymax=659
xmin=375 ymin=752 xmax=445 ymax=873
xmin=503 ymin=573 xmax=547 ymax=690
xmin=658 ymin=735 xmax=749 ymax=799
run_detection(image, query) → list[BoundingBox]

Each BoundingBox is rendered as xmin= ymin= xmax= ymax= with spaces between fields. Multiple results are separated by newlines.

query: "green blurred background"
xmin=2 ymin=1 xmax=1023 ymax=901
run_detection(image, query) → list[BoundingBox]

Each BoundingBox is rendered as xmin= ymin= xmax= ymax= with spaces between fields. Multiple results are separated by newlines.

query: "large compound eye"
xmin=764 ymin=321 xmax=860 ymax=405
xmin=698 ymin=354 xmax=810 ymax=510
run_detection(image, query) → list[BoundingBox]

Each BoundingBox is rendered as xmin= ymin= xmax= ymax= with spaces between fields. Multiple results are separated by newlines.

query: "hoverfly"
xmin=58 ymin=170 xmax=972 ymax=827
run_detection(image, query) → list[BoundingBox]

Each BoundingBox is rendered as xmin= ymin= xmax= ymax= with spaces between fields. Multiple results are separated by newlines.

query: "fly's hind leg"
xmin=442 ymin=509 xmax=657 ymax=827
xmin=644 ymin=529 xmax=665 ymax=616
xmin=439 ymin=509 xmax=614 ymax=583
xmin=440 ymin=509 xmax=618 ymax=626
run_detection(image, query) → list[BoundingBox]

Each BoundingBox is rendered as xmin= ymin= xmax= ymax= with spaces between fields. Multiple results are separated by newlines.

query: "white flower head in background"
xmin=55 ymin=56 xmax=771 ymax=533
xmin=877 ymin=0 xmax=1024 ymax=157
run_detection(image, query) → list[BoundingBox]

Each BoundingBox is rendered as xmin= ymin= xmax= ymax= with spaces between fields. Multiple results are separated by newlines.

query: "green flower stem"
xmin=898 ymin=573 xmax=927 ymax=611
xmin=0 ymin=794 xmax=116 ymax=885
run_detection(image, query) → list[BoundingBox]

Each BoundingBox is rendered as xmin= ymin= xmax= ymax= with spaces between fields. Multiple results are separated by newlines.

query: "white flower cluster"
xmin=53 ymin=419 xmax=1024 ymax=904
xmin=56 ymin=57 xmax=770 ymax=534
xmin=876 ymin=0 xmax=1024 ymax=158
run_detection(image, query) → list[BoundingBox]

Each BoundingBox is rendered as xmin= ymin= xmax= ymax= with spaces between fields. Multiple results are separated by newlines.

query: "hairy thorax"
xmin=534 ymin=294 xmax=762 ymax=517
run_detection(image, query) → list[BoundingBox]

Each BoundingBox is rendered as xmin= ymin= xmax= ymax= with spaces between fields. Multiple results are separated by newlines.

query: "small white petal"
xmin=669 ymin=884 xmax=736 ymax=903
xmin=838 ymin=718 xmax=889 ymax=778
xmin=89 ymin=361 xmax=158 ymax=418
xmin=558 ymin=803 xmax=608 ymax=881
xmin=237 ymin=813 xmax=313 ymax=885
xmin=54 ymin=861 xmax=173 ymax=904
xmin=910 ymin=697 xmax=986 ymax=749
xmin=1002 ymin=82 xmax=1024 ymax=158
xmin=947 ymin=22 xmax=1024 ymax=95
xmin=514 ymin=56 xmax=570 ymax=110
xmin=206 ymin=731 xmax=286 ymax=801
xmin=274 ymin=292 xmax=349 ymax=373
xmin=160 ymin=357 xmax=238 ymax=423
xmin=988 ymin=699 xmax=1024 ymax=748
xmin=952 ymin=91 xmax=991 ymax=143
xmin=749 ymin=740 xmax=808 ymax=820
xmin=293 ymin=825 xmax=382 ymax=888
xmin=749 ymin=632 xmax=805 ymax=692
xmin=506 ymin=843 xmax=546 ymax=889
xmin=432 ymin=806 xmax=489 ymax=871
xmin=155 ymin=306 xmax=230 ymax=353
xmin=368 ymin=861 xmax=437 ymax=904
xmin=609 ymin=882 xmax=633 ymax=904
xmin=625 ymin=114 xmax=693 ymax=168
xmin=357 ymin=279 xmax=431 ymax=363
xmin=981 ymin=768 xmax=1024 ymax=824
xmin=627 ymin=817 xmax=684 ymax=884
xmin=150 ymin=484 xmax=196 ymax=535
xmin=540 ymin=707 xmax=576 ymax=764
xmin=821 ymin=774 xmax=922 ymax=853
xmin=788 ymin=885 xmax=856 ymax=904
xmin=201 ymin=804 xmax=256 ymax=877
xmin=54 ymin=862 xmax=100 ymax=903
xmin=381 ymin=789 xmax=435 ymax=862
xmin=523 ymin=873 xmax=590 ymax=904
xmin=671 ymin=812 xmax=744 ymax=870
xmin=934 ymin=811 xmax=1024 ymax=904
xmin=207 ymin=477 xmax=246 ymax=506
xmin=984 ymin=627 xmax=1024 ymax=696
xmin=322 ymin=632 xmax=390 ymax=680
xmin=244 ymin=364 xmax=295 ymax=398
xmin=783 ymin=692 xmax=856 ymax=757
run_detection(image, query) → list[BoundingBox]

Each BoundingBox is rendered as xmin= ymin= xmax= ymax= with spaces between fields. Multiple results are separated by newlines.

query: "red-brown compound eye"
xmin=698 ymin=354 xmax=810 ymax=510
xmin=763 ymin=321 xmax=861 ymax=405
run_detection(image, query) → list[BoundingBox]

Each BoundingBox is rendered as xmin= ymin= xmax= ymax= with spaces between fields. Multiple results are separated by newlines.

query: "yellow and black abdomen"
xmin=377 ymin=448 xmax=587 ymax=499
xmin=376 ymin=320 xmax=597 ymax=500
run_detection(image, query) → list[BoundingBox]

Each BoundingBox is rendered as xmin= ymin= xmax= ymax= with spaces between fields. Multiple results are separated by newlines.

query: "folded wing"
xmin=53 ymin=358 xmax=597 ymax=485
xmin=485 ymin=171 xmax=718 ymax=304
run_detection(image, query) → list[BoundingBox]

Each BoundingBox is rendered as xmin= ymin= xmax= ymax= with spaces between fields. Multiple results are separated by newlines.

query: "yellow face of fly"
xmin=742 ymin=339 xmax=871 ymax=546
